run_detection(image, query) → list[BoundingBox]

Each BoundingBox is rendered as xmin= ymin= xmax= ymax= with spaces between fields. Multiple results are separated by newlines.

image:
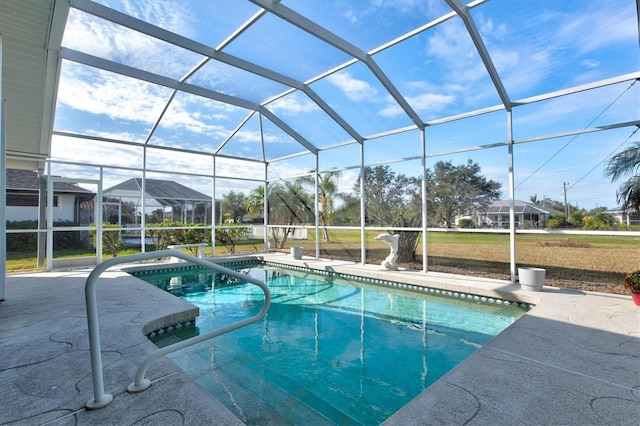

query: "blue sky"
xmin=50 ymin=0 xmax=639 ymax=210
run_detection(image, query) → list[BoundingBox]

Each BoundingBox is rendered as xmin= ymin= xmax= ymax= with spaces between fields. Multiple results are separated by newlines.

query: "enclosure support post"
xmin=0 ymin=35 xmax=6 ymax=300
xmin=421 ymin=128 xmax=428 ymax=273
xmin=507 ymin=111 xmax=516 ymax=284
xmin=263 ymin=163 xmax=269 ymax=252
xmin=212 ymin=156 xmax=216 ymax=255
xmin=359 ymin=143 xmax=366 ymax=265
xmin=37 ymin=171 xmax=47 ymax=268
xmin=140 ymin=149 xmax=147 ymax=253
xmin=46 ymin=165 xmax=54 ymax=271
xmin=314 ymin=154 xmax=320 ymax=259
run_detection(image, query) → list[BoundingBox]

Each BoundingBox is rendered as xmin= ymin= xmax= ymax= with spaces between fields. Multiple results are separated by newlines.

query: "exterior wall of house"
xmin=6 ymin=194 xmax=77 ymax=222
xmin=475 ymin=213 xmax=548 ymax=229
xmin=609 ymin=210 xmax=640 ymax=226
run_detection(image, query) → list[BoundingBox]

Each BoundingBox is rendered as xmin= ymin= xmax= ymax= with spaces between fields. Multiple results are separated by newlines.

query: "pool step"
xmin=171 ymin=340 xmax=362 ymax=425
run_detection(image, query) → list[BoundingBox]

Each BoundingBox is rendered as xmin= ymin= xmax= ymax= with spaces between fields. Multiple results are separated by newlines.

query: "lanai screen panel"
xmin=283 ymin=0 xmax=453 ymax=52
xmin=373 ymin=15 xmax=504 ymax=122
xmin=222 ymin=11 xmax=352 ymax=82
xmin=54 ymin=62 xmax=171 ymax=143
xmin=43 ymin=0 xmax=639 ymax=216
xmin=474 ymin=0 xmax=640 ymax=100
xmin=265 ymin=91 xmax=355 ymax=149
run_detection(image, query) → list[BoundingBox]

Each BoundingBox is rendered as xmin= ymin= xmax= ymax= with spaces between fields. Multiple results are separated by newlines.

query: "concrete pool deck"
xmin=1 ymin=252 xmax=638 ymax=425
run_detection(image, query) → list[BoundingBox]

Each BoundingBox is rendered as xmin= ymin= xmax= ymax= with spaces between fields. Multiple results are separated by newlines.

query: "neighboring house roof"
xmin=606 ymin=206 xmax=638 ymax=214
xmin=481 ymin=200 xmax=563 ymax=216
xmin=6 ymin=169 xmax=94 ymax=194
xmin=103 ymin=178 xmax=211 ymax=207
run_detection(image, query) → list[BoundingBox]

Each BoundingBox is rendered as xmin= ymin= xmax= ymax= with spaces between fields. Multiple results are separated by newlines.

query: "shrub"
xmin=457 ymin=218 xmax=474 ymax=228
xmin=6 ymin=220 xmax=38 ymax=252
xmin=216 ymin=224 xmax=249 ymax=254
xmin=545 ymin=214 xmax=566 ymax=229
xmin=7 ymin=220 xmax=85 ymax=252
xmin=146 ymin=221 xmax=180 ymax=251
xmin=583 ymin=212 xmax=619 ymax=230
xmin=622 ymin=270 xmax=640 ymax=293
xmin=147 ymin=221 xmax=212 ymax=255
xmin=89 ymin=223 xmax=124 ymax=257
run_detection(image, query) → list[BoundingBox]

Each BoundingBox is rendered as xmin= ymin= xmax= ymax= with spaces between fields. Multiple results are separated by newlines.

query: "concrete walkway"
xmin=1 ymin=254 xmax=638 ymax=425
xmin=0 ymin=268 xmax=242 ymax=426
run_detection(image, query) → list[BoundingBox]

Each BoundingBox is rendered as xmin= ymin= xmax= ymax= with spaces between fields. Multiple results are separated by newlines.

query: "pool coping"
xmin=2 ymin=253 xmax=638 ymax=425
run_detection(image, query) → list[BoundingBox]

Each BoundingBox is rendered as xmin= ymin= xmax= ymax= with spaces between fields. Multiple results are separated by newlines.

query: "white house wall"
xmin=6 ymin=193 xmax=77 ymax=222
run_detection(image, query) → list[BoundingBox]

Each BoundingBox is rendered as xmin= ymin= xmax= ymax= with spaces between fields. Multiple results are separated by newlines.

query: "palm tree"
xmin=298 ymin=171 xmax=341 ymax=241
xmin=269 ymin=181 xmax=312 ymax=248
xmin=244 ymin=185 xmax=265 ymax=221
xmin=605 ymin=141 xmax=640 ymax=211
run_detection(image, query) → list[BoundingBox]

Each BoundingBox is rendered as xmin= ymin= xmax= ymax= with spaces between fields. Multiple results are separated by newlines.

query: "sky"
xmin=50 ymin=0 xmax=640 ymax=211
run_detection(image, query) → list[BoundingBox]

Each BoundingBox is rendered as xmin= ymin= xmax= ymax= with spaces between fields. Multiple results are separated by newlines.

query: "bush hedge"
xmin=6 ymin=220 xmax=85 ymax=252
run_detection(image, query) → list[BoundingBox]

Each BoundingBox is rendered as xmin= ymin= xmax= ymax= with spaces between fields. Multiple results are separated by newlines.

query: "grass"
xmin=294 ymin=230 xmax=640 ymax=288
xmin=6 ymin=231 xmax=639 ymax=290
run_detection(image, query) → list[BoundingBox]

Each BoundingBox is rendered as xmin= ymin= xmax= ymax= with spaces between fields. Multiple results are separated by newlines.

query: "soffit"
xmin=0 ymin=0 xmax=66 ymax=170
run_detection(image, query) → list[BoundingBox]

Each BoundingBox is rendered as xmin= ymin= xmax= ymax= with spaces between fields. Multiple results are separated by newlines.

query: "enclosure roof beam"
xmin=249 ymin=0 xmax=425 ymax=130
xmin=70 ymin=0 xmax=362 ymax=147
xmin=59 ymin=48 xmax=259 ymax=111
xmin=260 ymin=107 xmax=318 ymax=155
xmin=446 ymin=0 xmax=511 ymax=111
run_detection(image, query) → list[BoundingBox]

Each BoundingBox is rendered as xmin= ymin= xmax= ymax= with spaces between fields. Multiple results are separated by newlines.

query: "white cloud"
xmin=267 ymin=92 xmax=319 ymax=115
xmin=326 ymin=72 xmax=379 ymax=102
xmin=57 ymin=65 xmax=169 ymax=125
xmin=580 ymin=59 xmax=600 ymax=69
xmin=557 ymin=1 xmax=637 ymax=54
xmin=408 ymin=92 xmax=456 ymax=112
xmin=57 ymin=63 xmax=244 ymax=143
xmin=120 ymin=0 xmax=194 ymax=37
xmin=63 ymin=8 xmax=200 ymax=79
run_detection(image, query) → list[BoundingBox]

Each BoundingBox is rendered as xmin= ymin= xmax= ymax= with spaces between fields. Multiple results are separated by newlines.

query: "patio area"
xmin=1 ymin=253 xmax=638 ymax=425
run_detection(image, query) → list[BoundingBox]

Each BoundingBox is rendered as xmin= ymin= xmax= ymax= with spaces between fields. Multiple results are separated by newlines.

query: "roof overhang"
xmin=1 ymin=0 xmax=68 ymax=171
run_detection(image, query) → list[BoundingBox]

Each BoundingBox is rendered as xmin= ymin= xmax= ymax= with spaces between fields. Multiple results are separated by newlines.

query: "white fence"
xmin=249 ymin=226 xmax=308 ymax=240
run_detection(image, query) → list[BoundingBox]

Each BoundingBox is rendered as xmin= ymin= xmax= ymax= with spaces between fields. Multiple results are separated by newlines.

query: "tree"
xmin=332 ymin=193 xmax=361 ymax=226
xmin=567 ymin=210 xmax=585 ymax=228
xmin=426 ymin=160 xmax=501 ymax=228
xmin=298 ymin=171 xmax=342 ymax=241
xmin=244 ymin=186 xmax=265 ymax=222
xmin=605 ymin=141 xmax=640 ymax=211
xmin=221 ymin=191 xmax=246 ymax=223
xmin=392 ymin=213 xmax=421 ymax=263
xmin=354 ymin=165 xmax=415 ymax=226
xmin=266 ymin=182 xmax=313 ymax=249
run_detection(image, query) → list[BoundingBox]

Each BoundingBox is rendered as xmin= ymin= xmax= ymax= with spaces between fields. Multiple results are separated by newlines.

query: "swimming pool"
xmin=135 ymin=262 xmax=528 ymax=425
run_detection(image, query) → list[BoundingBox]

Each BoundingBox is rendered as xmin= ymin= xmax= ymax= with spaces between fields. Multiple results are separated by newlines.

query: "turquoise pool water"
xmin=136 ymin=263 xmax=528 ymax=425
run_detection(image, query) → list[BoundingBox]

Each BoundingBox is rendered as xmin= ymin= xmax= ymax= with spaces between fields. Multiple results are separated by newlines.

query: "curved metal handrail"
xmin=84 ymin=249 xmax=270 ymax=409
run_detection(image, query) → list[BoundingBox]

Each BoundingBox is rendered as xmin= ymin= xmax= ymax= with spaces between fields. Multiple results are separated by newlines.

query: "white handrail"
xmin=84 ymin=249 xmax=270 ymax=409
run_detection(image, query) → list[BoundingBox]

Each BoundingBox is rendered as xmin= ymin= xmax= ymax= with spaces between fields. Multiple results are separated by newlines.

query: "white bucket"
xmin=291 ymin=247 xmax=303 ymax=259
xmin=518 ymin=267 xmax=546 ymax=291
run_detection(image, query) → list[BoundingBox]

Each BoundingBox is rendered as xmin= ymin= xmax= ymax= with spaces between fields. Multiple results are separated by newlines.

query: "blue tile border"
xmin=263 ymin=261 xmax=534 ymax=310
xmin=133 ymin=259 xmax=533 ymax=311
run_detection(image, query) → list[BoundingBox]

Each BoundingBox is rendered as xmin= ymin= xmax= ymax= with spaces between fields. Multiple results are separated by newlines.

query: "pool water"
xmin=137 ymin=263 xmax=527 ymax=425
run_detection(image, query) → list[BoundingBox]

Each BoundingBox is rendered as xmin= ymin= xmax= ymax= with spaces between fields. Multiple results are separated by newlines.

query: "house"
xmin=102 ymin=178 xmax=219 ymax=225
xmin=5 ymin=169 xmax=95 ymax=223
xmin=475 ymin=200 xmax=563 ymax=229
xmin=606 ymin=206 xmax=640 ymax=226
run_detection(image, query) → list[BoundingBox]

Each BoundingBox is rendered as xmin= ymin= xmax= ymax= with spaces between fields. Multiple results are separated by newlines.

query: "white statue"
xmin=374 ymin=233 xmax=400 ymax=271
